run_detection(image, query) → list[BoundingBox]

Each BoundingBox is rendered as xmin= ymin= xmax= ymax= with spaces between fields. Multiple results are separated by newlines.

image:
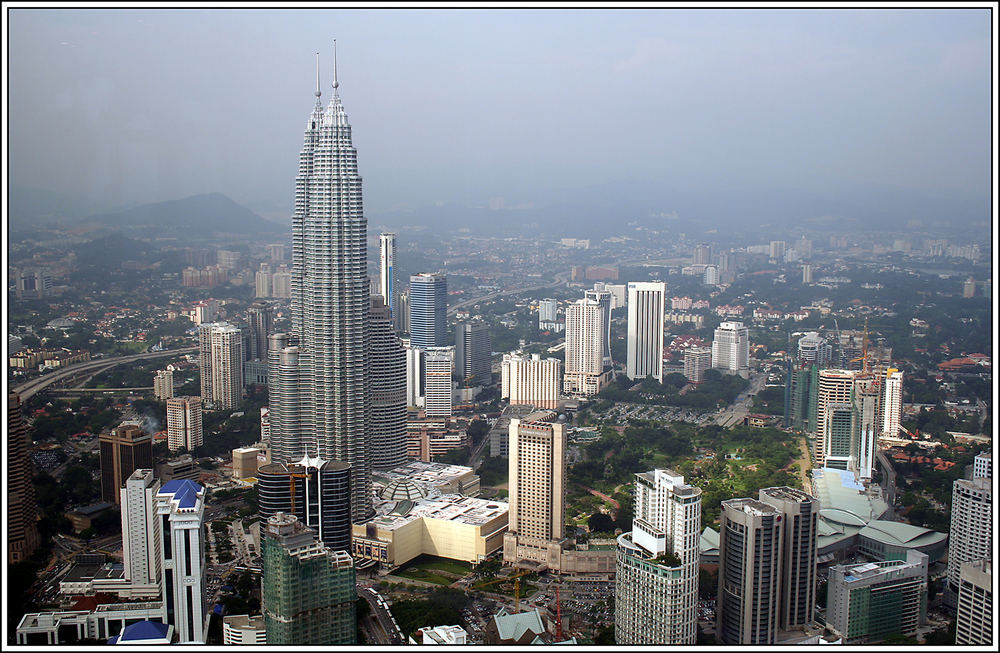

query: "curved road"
xmin=11 ymin=346 xmax=198 ymax=401
xmin=447 ymin=271 xmax=569 ymax=317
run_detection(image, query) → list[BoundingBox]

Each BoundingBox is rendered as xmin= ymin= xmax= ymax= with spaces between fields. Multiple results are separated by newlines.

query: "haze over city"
xmin=8 ymin=7 xmax=992 ymax=232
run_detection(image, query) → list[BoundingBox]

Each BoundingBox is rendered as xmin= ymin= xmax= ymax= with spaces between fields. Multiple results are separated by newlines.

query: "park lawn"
xmin=394 ymin=568 xmax=454 ymax=585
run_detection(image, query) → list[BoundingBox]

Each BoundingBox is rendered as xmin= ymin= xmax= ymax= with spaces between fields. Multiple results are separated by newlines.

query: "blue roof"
xmin=159 ymin=479 xmax=203 ymax=508
xmin=118 ymin=620 xmax=171 ymax=642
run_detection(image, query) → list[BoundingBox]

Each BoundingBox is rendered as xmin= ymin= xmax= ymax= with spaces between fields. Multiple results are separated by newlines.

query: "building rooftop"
xmin=158 ymin=479 xmax=204 ymax=510
xmin=108 ymin=620 xmax=172 ymax=645
xmin=811 ymin=467 xmax=889 ymax=527
xmin=371 ymin=494 xmax=507 ymax=531
xmin=723 ymin=498 xmax=779 ymax=516
xmin=858 ymin=520 xmax=947 ymax=549
xmin=493 ymin=607 xmax=546 ymax=644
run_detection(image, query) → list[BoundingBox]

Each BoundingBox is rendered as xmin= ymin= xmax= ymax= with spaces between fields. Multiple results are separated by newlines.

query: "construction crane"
xmin=848 ymin=318 xmax=872 ymax=374
xmin=554 ymin=586 xmax=565 ymax=642
xmin=288 ymin=471 xmax=311 ymax=515
xmin=472 ymin=569 xmax=533 ymax=612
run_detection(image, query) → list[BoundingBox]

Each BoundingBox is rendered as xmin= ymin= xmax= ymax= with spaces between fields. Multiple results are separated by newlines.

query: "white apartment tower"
xmin=955 ymin=559 xmax=992 ymax=645
xmin=155 ymin=479 xmax=207 ymax=643
xmin=948 ymin=477 xmax=992 ymax=592
xmin=501 ymin=352 xmax=562 ymax=410
xmin=882 ymin=369 xmax=903 ymax=436
xmin=503 ymin=420 xmax=567 ymax=567
xmin=423 ymin=346 xmax=454 ymax=418
xmin=120 ymin=469 xmax=163 ymax=598
xmin=267 ymin=52 xmax=373 ymax=521
xmin=712 ymin=321 xmax=750 ymax=375
xmin=683 ymin=346 xmax=712 ymax=384
xmin=209 ymin=323 xmax=244 ymax=410
xmin=538 ymin=298 xmax=559 ymax=324
xmin=379 ymin=232 xmax=397 ymax=322
xmin=585 ymin=286 xmax=613 ymax=368
xmin=166 ymin=396 xmax=203 ymax=452
xmin=615 ymin=469 xmax=701 ymax=645
xmin=563 ymin=298 xmax=606 ymax=395
xmin=154 ymin=369 xmax=174 ymax=400
xmin=626 ymin=281 xmax=666 ymax=381
xmin=973 ymin=451 xmax=991 ymax=479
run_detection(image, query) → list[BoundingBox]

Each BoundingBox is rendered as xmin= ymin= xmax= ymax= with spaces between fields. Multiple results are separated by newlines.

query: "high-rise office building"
xmin=758 ymin=487 xmax=818 ymax=630
xmin=955 ymin=559 xmax=992 ymax=645
xmin=784 ymin=363 xmax=818 ymax=433
xmin=455 ymin=321 xmax=492 ymax=382
xmin=797 ymin=332 xmax=830 ymax=367
xmin=267 ymin=55 xmax=373 ymax=522
xmin=369 ymin=295 xmax=407 ymax=469
xmin=409 ymin=273 xmax=448 ymax=348
xmin=395 ymin=289 xmax=410 ymax=333
xmin=100 ymin=421 xmax=154 ymax=505
xmin=120 ymin=469 xmax=162 ymax=598
xmin=852 ymin=374 xmax=881 ymax=480
xmin=815 ymin=369 xmax=855 ymax=465
xmin=166 ymin=396 xmax=204 ymax=452
xmin=423 ymin=346 xmax=455 ymax=417
xmin=501 ymin=352 xmax=561 ymax=410
xmin=246 ymin=303 xmax=274 ymax=362
xmin=826 ymin=551 xmax=928 ymax=644
xmin=683 ymin=346 xmax=712 ymax=383
xmin=626 ymin=282 xmax=666 ymax=381
xmin=882 ymin=369 xmax=903 ymax=436
xmin=153 ymin=369 xmax=174 ymax=400
xmin=585 ymin=286 xmax=613 ymax=368
xmin=948 ymin=477 xmax=992 ymax=592
xmin=257 ymin=457 xmax=352 ymax=551
xmin=256 ymin=263 xmax=273 ymax=298
xmin=503 ymin=420 xmax=566 ymax=567
xmin=615 ymin=469 xmax=701 ymax=645
xmin=717 ymin=498 xmax=783 ymax=645
xmin=693 ymin=243 xmax=712 ymax=265
xmin=8 ymin=393 xmax=41 ymax=563
xmin=379 ymin=232 xmax=397 ymax=322
xmin=155 ymin=479 xmax=207 ymax=643
xmin=712 ymin=321 xmax=750 ymax=374
xmin=563 ymin=297 xmax=606 ymax=395
xmin=404 ymin=339 xmax=424 ymax=408
xmin=262 ymin=513 xmax=356 ymax=645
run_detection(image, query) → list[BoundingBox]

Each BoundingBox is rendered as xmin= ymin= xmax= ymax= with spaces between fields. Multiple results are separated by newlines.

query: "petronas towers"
xmin=268 ymin=53 xmax=374 ymax=522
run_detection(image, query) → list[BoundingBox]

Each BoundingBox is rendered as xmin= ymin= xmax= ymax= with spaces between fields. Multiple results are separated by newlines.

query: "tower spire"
xmin=332 ymin=39 xmax=339 ymax=94
xmin=314 ymin=52 xmax=322 ymax=105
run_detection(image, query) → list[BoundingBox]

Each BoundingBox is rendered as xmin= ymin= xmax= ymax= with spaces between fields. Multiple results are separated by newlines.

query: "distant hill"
xmin=78 ymin=193 xmax=285 ymax=238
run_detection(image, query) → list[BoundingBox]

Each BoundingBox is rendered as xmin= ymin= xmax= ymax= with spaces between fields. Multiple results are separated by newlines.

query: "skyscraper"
xmin=379 ymin=232 xmax=397 ymax=322
xmin=712 ymin=321 xmax=750 ymax=375
xmin=615 ymin=469 xmax=701 ymax=645
xmin=268 ymin=51 xmax=373 ymax=522
xmin=626 ymin=282 xmax=666 ymax=381
xmin=948 ymin=477 xmax=992 ymax=593
xmin=852 ymin=374 xmax=881 ymax=479
xmin=262 ymin=513 xmax=356 ymax=645
xmin=8 ymin=393 xmax=40 ymax=563
xmin=246 ymin=303 xmax=274 ymax=362
xmin=409 ymin=273 xmax=448 ymax=348
xmin=758 ymin=487 xmax=818 ymax=630
xmin=166 ymin=396 xmax=204 ymax=452
xmin=257 ymin=457 xmax=353 ymax=551
xmin=717 ymin=498 xmax=783 ymax=645
xmin=100 ymin=421 xmax=154 ymax=505
xmin=683 ymin=346 xmax=712 ymax=383
xmin=369 ymin=295 xmax=407 ymax=469
xmin=563 ymin=297 xmax=606 ymax=395
xmin=955 ymin=559 xmax=992 ymax=645
xmin=423 ymin=346 xmax=455 ymax=417
xmin=784 ymin=362 xmax=818 ymax=433
xmin=155 ymin=479 xmax=207 ymax=643
xmin=882 ymin=368 xmax=903 ymax=436
xmin=455 ymin=321 xmax=491 ymax=382
xmin=208 ymin=323 xmax=244 ymax=410
xmin=814 ymin=369 xmax=855 ymax=466
xmin=503 ymin=419 xmax=567 ymax=567
xmin=797 ymin=332 xmax=830 ymax=367
xmin=585 ymin=286 xmax=613 ymax=368
xmin=120 ymin=469 xmax=163 ymax=598
xmin=153 ymin=369 xmax=174 ymax=400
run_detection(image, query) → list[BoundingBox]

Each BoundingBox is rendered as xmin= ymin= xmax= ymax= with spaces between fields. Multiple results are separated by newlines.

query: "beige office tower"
xmin=166 ymin=396 xmax=204 ymax=452
xmin=882 ymin=369 xmax=903 ymax=436
xmin=501 ymin=352 xmax=562 ymax=410
xmin=626 ymin=281 xmax=666 ymax=381
xmin=209 ymin=323 xmax=244 ymax=410
xmin=154 ymin=369 xmax=174 ymax=400
xmin=615 ymin=469 xmax=701 ymax=645
xmin=563 ymin=298 xmax=606 ymax=395
xmin=503 ymin=419 xmax=566 ymax=567
xmin=423 ymin=346 xmax=454 ymax=418
xmin=948 ymin=477 xmax=992 ymax=592
xmin=717 ymin=499 xmax=783 ymax=645
xmin=814 ymin=369 xmax=855 ymax=466
xmin=955 ymin=559 xmax=992 ymax=645
xmin=758 ymin=487 xmax=818 ymax=630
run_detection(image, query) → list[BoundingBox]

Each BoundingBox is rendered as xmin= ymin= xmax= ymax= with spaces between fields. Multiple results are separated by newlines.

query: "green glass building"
xmin=262 ymin=513 xmax=356 ymax=645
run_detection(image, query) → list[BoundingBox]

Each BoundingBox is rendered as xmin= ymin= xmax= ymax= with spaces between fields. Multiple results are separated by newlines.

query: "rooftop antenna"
xmin=332 ymin=39 xmax=339 ymax=94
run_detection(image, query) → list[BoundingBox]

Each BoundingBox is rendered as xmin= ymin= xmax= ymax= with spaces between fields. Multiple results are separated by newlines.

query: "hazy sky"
xmin=7 ymin=7 xmax=992 ymax=221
